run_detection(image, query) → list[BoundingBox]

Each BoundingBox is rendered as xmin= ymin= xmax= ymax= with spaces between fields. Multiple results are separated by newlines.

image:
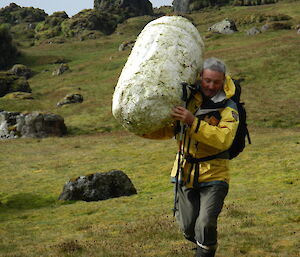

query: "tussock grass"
xmin=0 ymin=1 xmax=300 ymax=256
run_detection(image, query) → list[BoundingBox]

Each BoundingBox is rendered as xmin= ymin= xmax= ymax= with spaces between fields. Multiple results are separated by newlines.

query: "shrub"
xmin=0 ymin=24 xmax=18 ymax=70
xmin=0 ymin=3 xmax=47 ymax=24
xmin=35 ymin=12 xmax=69 ymax=41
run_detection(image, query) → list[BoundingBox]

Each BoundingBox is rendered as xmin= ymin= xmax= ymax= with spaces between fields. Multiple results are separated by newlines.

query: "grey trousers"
xmin=175 ymin=183 xmax=228 ymax=246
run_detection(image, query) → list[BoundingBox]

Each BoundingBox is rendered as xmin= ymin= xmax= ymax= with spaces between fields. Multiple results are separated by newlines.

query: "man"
xmin=144 ymin=57 xmax=239 ymax=257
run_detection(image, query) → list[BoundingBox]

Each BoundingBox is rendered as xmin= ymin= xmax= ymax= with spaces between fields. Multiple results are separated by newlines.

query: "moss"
xmin=0 ymin=72 xmax=31 ymax=97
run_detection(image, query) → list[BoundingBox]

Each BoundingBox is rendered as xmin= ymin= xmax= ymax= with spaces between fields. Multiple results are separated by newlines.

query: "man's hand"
xmin=171 ymin=106 xmax=195 ymax=126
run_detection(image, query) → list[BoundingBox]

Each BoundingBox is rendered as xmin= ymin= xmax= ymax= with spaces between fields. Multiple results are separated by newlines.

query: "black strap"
xmin=184 ymin=151 xmax=229 ymax=163
xmin=181 ymin=82 xmax=189 ymax=102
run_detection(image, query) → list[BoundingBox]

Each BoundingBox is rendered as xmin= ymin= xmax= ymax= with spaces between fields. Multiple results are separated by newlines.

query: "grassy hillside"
xmin=0 ymin=1 xmax=299 ymax=256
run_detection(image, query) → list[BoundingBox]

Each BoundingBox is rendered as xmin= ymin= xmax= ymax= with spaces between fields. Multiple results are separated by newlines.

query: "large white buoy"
xmin=112 ymin=16 xmax=204 ymax=136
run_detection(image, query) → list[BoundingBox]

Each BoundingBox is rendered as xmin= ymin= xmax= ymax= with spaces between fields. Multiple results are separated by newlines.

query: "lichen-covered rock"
xmin=52 ymin=63 xmax=70 ymax=76
xmin=208 ymin=18 xmax=238 ymax=34
xmin=57 ymin=93 xmax=83 ymax=107
xmin=112 ymin=16 xmax=204 ymax=136
xmin=58 ymin=170 xmax=137 ymax=201
xmin=10 ymin=64 xmax=32 ymax=79
xmin=118 ymin=40 xmax=135 ymax=51
xmin=0 ymin=111 xmax=20 ymax=139
xmin=0 ymin=110 xmax=67 ymax=139
xmin=17 ymin=112 xmax=67 ymax=138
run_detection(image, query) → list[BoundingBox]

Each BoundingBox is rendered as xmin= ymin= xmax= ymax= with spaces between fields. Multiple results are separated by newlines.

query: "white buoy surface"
xmin=112 ymin=16 xmax=204 ymax=136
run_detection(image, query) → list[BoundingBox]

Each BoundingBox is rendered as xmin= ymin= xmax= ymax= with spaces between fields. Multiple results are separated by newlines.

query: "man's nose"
xmin=207 ymin=82 xmax=215 ymax=89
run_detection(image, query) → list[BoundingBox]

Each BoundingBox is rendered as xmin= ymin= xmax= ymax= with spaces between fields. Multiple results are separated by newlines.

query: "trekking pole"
xmin=173 ymin=83 xmax=188 ymax=217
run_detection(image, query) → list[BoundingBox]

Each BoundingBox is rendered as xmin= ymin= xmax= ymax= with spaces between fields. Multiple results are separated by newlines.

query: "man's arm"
xmin=142 ymin=124 xmax=176 ymax=140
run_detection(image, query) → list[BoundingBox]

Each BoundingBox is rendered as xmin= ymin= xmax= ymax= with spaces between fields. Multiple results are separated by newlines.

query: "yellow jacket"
xmin=143 ymin=75 xmax=239 ymax=188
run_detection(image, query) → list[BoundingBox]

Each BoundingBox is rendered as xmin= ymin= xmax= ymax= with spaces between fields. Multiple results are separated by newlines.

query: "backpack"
xmin=227 ymin=79 xmax=251 ymax=159
xmin=181 ymin=79 xmax=251 ymax=163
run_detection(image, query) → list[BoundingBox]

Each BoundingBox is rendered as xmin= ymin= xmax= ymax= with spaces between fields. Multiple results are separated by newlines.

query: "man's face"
xmin=200 ymin=69 xmax=225 ymax=98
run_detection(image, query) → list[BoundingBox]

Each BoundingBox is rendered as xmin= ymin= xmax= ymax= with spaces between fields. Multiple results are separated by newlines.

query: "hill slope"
xmin=0 ymin=1 xmax=299 ymax=256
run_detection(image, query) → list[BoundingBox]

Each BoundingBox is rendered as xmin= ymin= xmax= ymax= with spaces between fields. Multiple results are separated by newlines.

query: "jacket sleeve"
xmin=142 ymin=123 xmax=176 ymax=140
xmin=189 ymin=106 xmax=239 ymax=151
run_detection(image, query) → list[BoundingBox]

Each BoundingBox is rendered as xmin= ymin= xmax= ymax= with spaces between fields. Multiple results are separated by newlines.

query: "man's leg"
xmin=175 ymin=185 xmax=200 ymax=244
xmin=195 ymin=184 xmax=228 ymax=257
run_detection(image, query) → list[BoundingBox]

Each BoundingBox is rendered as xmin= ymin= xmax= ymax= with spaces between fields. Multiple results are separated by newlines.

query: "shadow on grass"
xmin=0 ymin=193 xmax=75 ymax=211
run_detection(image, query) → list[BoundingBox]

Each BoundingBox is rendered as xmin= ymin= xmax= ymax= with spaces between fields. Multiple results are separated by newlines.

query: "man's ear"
xmin=198 ymin=71 xmax=203 ymax=80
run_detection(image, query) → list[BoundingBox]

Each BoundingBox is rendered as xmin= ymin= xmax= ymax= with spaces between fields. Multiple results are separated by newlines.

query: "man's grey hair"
xmin=203 ymin=57 xmax=226 ymax=74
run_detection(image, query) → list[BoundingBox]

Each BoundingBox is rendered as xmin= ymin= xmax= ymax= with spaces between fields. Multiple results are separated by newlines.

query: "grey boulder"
xmin=208 ymin=18 xmax=238 ymax=34
xmin=59 ymin=170 xmax=137 ymax=201
xmin=57 ymin=93 xmax=83 ymax=107
xmin=0 ymin=110 xmax=67 ymax=139
xmin=10 ymin=64 xmax=33 ymax=79
xmin=246 ymin=27 xmax=261 ymax=36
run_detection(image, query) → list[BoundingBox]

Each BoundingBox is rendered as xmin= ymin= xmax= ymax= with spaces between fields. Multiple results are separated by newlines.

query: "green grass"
xmin=0 ymin=1 xmax=300 ymax=256
xmin=0 ymin=129 xmax=299 ymax=257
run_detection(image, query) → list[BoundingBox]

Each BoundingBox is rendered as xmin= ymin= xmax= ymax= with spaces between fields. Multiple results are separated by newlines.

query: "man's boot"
xmin=195 ymin=245 xmax=216 ymax=257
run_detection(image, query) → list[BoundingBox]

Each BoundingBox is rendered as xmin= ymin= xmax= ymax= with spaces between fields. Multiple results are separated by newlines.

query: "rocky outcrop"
xmin=118 ymin=40 xmax=135 ymax=51
xmin=58 ymin=170 xmax=137 ymax=201
xmin=57 ymin=94 xmax=84 ymax=107
xmin=94 ymin=0 xmax=153 ymax=16
xmin=61 ymin=9 xmax=117 ymax=38
xmin=0 ymin=111 xmax=67 ymax=139
xmin=173 ymin=0 xmax=190 ymax=13
xmin=10 ymin=64 xmax=33 ymax=79
xmin=0 ymin=3 xmax=47 ymax=24
xmin=208 ymin=18 xmax=238 ymax=34
xmin=52 ymin=64 xmax=70 ymax=76
xmin=0 ymin=72 xmax=31 ymax=97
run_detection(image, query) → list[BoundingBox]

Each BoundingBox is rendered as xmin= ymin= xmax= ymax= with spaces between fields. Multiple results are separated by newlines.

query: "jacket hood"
xmin=223 ymin=75 xmax=236 ymax=99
